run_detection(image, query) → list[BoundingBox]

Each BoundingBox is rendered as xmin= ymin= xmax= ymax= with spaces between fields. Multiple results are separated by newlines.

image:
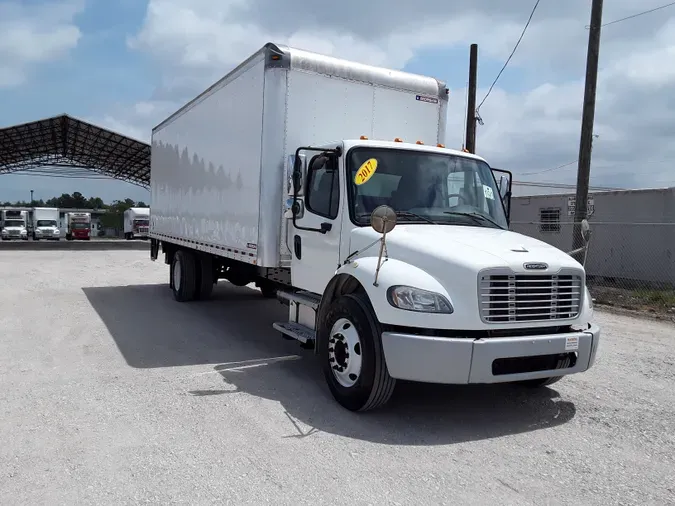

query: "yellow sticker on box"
xmin=354 ymin=158 xmax=378 ymax=185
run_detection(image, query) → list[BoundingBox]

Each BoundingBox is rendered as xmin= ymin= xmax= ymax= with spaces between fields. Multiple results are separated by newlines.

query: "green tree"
xmin=99 ymin=199 xmax=137 ymax=230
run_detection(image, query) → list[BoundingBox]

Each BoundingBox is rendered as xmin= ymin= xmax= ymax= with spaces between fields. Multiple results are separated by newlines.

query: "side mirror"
xmin=289 ymin=153 xmax=306 ymax=195
xmin=498 ymin=175 xmax=509 ymax=198
xmin=581 ymin=218 xmax=591 ymax=243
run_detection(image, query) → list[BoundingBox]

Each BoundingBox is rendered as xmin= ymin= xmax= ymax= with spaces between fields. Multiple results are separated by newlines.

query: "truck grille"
xmin=479 ymin=269 xmax=584 ymax=323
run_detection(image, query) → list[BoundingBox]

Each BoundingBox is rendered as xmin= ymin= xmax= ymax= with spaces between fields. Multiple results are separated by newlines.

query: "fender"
xmin=320 ymin=256 xmax=456 ymax=331
xmin=575 ymin=286 xmax=594 ymax=327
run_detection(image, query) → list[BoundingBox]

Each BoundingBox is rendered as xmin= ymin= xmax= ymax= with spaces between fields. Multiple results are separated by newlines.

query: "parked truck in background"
xmin=32 ymin=207 xmax=60 ymax=241
xmin=148 ymin=43 xmax=600 ymax=412
xmin=1 ymin=210 xmax=28 ymax=241
xmin=65 ymin=212 xmax=91 ymax=240
xmin=124 ymin=207 xmax=150 ymax=240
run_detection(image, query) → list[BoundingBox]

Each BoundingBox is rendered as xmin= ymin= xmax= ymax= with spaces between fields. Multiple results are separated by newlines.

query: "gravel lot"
xmin=1 ymin=250 xmax=673 ymax=505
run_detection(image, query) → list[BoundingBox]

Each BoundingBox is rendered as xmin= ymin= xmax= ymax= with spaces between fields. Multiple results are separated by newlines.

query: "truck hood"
xmin=3 ymin=226 xmax=25 ymax=231
xmin=349 ymin=225 xmax=582 ymax=272
xmin=348 ymin=225 xmax=586 ymax=329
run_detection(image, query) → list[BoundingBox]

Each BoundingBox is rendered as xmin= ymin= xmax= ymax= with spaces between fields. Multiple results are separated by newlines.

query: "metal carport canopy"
xmin=0 ymin=114 xmax=150 ymax=188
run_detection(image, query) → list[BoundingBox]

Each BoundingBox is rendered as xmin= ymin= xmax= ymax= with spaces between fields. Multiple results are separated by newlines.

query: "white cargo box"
xmin=150 ymin=42 xmax=448 ymax=268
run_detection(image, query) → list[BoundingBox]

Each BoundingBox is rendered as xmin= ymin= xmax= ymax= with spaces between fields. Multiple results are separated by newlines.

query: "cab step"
xmin=276 ymin=290 xmax=321 ymax=310
xmin=273 ymin=322 xmax=316 ymax=347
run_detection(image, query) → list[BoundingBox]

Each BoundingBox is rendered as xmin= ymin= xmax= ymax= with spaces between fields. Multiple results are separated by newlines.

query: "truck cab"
xmin=32 ymin=208 xmax=61 ymax=241
xmin=124 ymin=208 xmax=150 ymax=240
xmin=283 ymin=138 xmax=599 ymax=411
xmin=1 ymin=210 xmax=28 ymax=241
xmin=65 ymin=212 xmax=91 ymax=240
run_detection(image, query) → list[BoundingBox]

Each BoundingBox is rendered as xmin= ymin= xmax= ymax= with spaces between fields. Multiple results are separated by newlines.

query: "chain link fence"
xmin=511 ymin=220 xmax=675 ymax=316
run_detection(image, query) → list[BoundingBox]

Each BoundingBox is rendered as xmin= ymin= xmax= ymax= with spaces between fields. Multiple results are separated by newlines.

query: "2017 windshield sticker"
xmin=483 ymin=185 xmax=495 ymax=200
xmin=354 ymin=158 xmax=378 ymax=185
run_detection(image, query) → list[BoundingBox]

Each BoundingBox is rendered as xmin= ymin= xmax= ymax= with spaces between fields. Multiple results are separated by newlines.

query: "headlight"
xmin=387 ymin=285 xmax=454 ymax=313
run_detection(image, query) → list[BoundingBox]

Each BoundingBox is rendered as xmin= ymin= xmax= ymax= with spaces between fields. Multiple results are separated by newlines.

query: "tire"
xmin=257 ymin=280 xmax=277 ymax=298
xmin=517 ymin=376 xmax=563 ymax=388
xmin=194 ymin=254 xmax=214 ymax=300
xmin=171 ymin=249 xmax=197 ymax=302
xmin=319 ymin=293 xmax=396 ymax=412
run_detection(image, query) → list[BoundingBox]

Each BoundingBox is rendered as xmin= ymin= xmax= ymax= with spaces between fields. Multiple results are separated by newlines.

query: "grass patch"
xmin=631 ymin=289 xmax=675 ymax=308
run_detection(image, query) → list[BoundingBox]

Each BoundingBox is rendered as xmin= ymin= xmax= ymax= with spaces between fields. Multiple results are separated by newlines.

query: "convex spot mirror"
xmin=370 ymin=205 xmax=397 ymax=234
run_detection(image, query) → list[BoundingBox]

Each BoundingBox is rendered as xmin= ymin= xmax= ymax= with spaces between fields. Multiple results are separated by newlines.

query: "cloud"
xmin=0 ymin=0 xmax=84 ymax=88
xmin=103 ymin=0 xmax=675 ymax=192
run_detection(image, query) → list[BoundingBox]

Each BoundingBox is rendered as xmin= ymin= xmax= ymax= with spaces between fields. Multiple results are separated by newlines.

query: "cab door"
xmin=290 ymin=146 xmax=344 ymax=294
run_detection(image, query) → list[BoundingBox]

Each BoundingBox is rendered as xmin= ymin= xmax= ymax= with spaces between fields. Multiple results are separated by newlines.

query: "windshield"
xmin=348 ymin=147 xmax=508 ymax=229
xmin=72 ymin=222 xmax=89 ymax=229
xmin=37 ymin=220 xmax=57 ymax=227
xmin=134 ymin=219 xmax=149 ymax=226
xmin=4 ymin=220 xmax=24 ymax=227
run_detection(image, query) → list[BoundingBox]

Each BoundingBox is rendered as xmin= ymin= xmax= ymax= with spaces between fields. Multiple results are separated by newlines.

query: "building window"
xmin=539 ymin=207 xmax=560 ymax=233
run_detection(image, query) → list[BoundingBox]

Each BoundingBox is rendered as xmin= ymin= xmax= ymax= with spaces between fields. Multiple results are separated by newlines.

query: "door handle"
xmin=294 ymin=235 xmax=302 ymax=259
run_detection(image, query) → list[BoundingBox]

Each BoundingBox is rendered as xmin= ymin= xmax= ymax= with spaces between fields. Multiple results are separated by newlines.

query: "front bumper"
xmin=381 ymin=323 xmax=600 ymax=384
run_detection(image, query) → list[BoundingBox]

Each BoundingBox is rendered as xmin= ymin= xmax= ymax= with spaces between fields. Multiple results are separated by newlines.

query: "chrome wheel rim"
xmin=328 ymin=318 xmax=363 ymax=388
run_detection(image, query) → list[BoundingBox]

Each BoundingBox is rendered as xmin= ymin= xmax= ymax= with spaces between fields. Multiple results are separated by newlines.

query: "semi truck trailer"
xmin=148 ymin=43 xmax=600 ymax=411
xmin=124 ymin=207 xmax=150 ymax=239
xmin=1 ymin=210 xmax=28 ymax=240
xmin=32 ymin=207 xmax=61 ymax=241
xmin=65 ymin=212 xmax=91 ymax=240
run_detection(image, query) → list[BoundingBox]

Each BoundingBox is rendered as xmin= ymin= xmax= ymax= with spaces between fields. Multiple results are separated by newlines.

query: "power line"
xmin=476 ymin=0 xmax=541 ymax=115
xmin=520 ymin=160 xmax=577 ymax=176
xmin=514 ymin=180 xmax=624 ymax=190
xmin=594 ymin=2 xmax=675 ymax=28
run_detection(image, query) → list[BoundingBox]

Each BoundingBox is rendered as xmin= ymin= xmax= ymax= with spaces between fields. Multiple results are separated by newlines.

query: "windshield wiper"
xmin=356 ymin=210 xmax=437 ymax=225
xmin=443 ymin=211 xmax=504 ymax=229
xmin=394 ymin=210 xmax=437 ymax=225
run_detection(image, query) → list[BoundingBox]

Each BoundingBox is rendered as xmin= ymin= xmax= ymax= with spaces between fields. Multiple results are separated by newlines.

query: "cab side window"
xmin=306 ymin=155 xmax=339 ymax=219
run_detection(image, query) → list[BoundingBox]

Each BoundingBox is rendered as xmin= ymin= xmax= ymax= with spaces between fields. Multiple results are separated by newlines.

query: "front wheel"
xmin=516 ymin=376 xmax=563 ymax=388
xmin=319 ymin=293 xmax=396 ymax=412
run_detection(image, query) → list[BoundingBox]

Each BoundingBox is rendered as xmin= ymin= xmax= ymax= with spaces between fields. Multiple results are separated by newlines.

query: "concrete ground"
xmin=0 ymin=250 xmax=673 ymax=505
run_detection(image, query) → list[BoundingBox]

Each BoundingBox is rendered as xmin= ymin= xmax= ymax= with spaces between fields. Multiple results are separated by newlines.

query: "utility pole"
xmin=572 ymin=0 xmax=603 ymax=258
xmin=465 ymin=43 xmax=478 ymax=153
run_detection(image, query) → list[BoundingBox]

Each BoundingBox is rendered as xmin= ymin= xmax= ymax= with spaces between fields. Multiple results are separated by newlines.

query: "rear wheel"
xmin=171 ymin=249 xmax=197 ymax=302
xmin=194 ymin=254 xmax=214 ymax=300
xmin=319 ymin=293 xmax=396 ymax=412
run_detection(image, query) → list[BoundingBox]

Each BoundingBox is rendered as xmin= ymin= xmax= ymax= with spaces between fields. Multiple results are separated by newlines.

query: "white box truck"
xmin=124 ymin=207 xmax=150 ymax=239
xmin=149 ymin=43 xmax=600 ymax=411
xmin=1 ymin=210 xmax=29 ymax=240
xmin=32 ymin=207 xmax=60 ymax=241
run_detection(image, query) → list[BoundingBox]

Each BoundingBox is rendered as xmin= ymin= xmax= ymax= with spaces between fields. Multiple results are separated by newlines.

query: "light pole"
xmin=30 ymin=189 xmax=34 ymax=206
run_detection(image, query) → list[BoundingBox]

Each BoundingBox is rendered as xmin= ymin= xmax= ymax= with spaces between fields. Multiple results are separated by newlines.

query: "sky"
xmin=1 ymin=0 xmax=675 ymax=203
